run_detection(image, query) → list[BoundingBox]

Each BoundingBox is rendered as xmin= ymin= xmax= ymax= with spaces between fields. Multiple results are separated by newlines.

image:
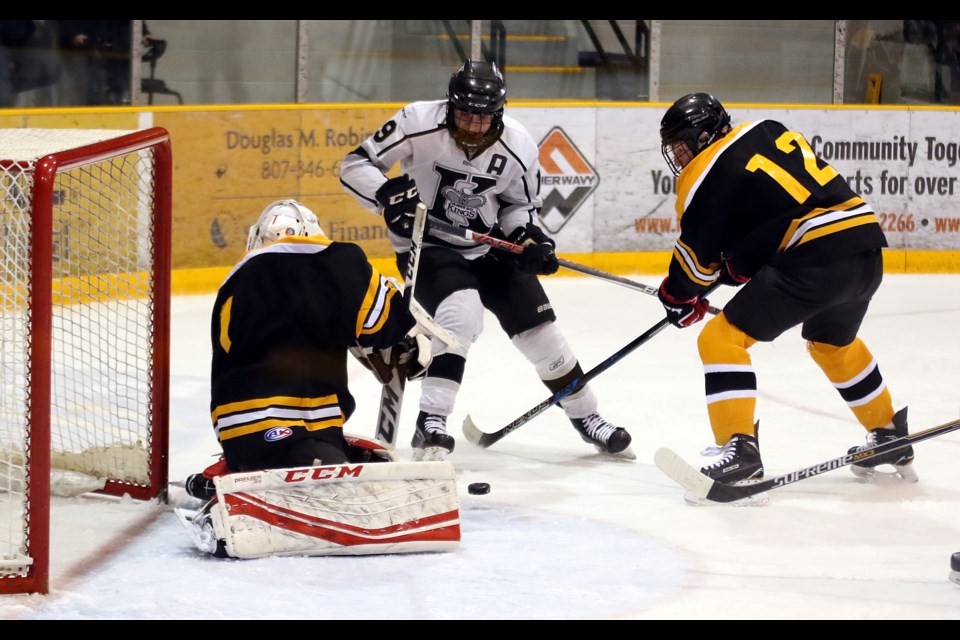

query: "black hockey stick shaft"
xmin=663 ymin=417 xmax=960 ymax=503
xmin=427 ymin=217 xmax=722 ymax=315
xmin=463 ymin=280 xmax=720 ymax=448
xmin=462 ymin=316 xmax=673 ymax=448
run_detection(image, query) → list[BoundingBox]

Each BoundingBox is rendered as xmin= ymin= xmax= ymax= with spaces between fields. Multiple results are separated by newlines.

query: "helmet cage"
xmin=446 ymin=60 xmax=507 ymax=154
xmin=246 ymin=199 xmax=324 ymax=250
xmin=660 ymin=93 xmax=731 ymax=176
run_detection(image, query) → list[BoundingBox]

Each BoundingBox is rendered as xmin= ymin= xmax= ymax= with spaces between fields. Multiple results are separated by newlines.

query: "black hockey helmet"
xmin=446 ymin=60 xmax=507 ymax=154
xmin=660 ymin=92 xmax=731 ymax=175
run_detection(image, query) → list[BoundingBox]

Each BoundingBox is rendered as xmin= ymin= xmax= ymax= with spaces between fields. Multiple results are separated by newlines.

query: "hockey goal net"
xmin=0 ymin=128 xmax=172 ymax=595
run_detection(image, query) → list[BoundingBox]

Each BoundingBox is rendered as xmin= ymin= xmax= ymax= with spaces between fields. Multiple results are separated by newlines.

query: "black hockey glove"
xmin=658 ymin=277 xmax=710 ymax=328
xmin=375 ymin=174 xmax=422 ymax=239
xmin=349 ymin=332 xmax=431 ymax=383
xmin=507 ymin=223 xmax=559 ymax=275
xmin=717 ymin=257 xmax=750 ymax=287
xmin=393 ymin=333 xmax=432 ymax=381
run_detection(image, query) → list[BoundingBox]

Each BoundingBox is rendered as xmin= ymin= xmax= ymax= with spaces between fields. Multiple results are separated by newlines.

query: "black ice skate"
xmin=699 ymin=433 xmax=764 ymax=483
xmin=950 ymin=552 xmax=960 ymax=586
xmin=184 ymin=472 xmax=217 ymax=501
xmin=412 ymin=412 xmax=455 ymax=461
xmin=571 ymin=413 xmax=635 ymax=460
xmin=685 ymin=430 xmax=766 ymax=506
xmin=848 ymin=407 xmax=918 ymax=482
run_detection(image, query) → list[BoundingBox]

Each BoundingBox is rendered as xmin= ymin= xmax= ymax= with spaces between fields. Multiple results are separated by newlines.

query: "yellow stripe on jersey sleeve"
xmin=356 ymin=271 xmax=401 ymax=337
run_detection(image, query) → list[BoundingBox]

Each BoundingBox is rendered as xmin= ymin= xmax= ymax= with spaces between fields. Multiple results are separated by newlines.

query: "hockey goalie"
xmin=175 ymin=199 xmax=460 ymax=559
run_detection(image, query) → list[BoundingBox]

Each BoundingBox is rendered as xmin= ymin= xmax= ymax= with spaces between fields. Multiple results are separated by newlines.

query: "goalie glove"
xmin=394 ymin=333 xmax=432 ymax=381
xmin=658 ymin=277 xmax=710 ymax=328
xmin=375 ymin=174 xmax=422 ymax=239
xmin=349 ymin=344 xmax=394 ymax=384
xmin=507 ymin=222 xmax=559 ymax=275
xmin=349 ymin=333 xmax=432 ymax=384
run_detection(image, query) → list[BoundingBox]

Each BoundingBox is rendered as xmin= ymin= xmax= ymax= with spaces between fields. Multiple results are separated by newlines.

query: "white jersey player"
xmin=340 ymin=60 xmax=634 ymax=460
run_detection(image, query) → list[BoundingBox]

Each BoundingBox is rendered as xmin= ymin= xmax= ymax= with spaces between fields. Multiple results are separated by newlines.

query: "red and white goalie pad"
xmin=178 ymin=460 xmax=460 ymax=559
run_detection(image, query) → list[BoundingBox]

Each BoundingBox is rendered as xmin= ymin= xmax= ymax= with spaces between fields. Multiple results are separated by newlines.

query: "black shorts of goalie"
xmin=175 ymin=435 xmax=461 ymax=559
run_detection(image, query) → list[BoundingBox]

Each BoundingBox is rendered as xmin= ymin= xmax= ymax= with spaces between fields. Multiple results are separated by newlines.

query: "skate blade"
xmin=598 ymin=445 xmax=636 ymax=461
xmin=850 ymin=463 xmax=919 ymax=483
xmin=411 ymin=446 xmax=451 ymax=462
xmin=683 ymin=490 xmax=769 ymax=507
xmin=950 ymin=570 xmax=960 ymax=587
xmin=174 ymin=506 xmax=220 ymax=555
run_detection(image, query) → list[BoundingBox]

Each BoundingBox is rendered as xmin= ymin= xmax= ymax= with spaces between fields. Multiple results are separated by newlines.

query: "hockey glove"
xmin=375 ymin=174 xmax=421 ymax=239
xmin=507 ymin=223 xmax=560 ymax=275
xmin=394 ymin=333 xmax=432 ymax=381
xmin=658 ymin=278 xmax=710 ymax=328
xmin=717 ymin=258 xmax=750 ymax=287
xmin=349 ymin=345 xmax=393 ymax=384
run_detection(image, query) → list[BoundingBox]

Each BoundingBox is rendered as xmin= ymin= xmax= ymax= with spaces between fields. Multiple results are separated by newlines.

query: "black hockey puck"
xmin=468 ymin=482 xmax=490 ymax=495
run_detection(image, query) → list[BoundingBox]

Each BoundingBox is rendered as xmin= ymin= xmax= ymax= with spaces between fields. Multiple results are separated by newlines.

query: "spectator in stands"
xmin=57 ymin=20 xmax=154 ymax=105
xmin=0 ymin=20 xmax=60 ymax=108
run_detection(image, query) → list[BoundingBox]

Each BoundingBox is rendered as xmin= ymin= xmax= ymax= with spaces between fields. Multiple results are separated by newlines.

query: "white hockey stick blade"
xmin=410 ymin=298 xmax=462 ymax=351
xmin=654 ymin=448 xmax=715 ymax=499
xmin=462 ymin=414 xmax=484 ymax=446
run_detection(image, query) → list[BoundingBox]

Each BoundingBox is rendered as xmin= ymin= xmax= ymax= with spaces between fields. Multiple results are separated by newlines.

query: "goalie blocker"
xmin=176 ymin=436 xmax=461 ymax=559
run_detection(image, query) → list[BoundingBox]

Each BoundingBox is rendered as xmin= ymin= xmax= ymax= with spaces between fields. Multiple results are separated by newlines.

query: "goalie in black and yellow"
xmin=184 ymin=199 xmax=431 ymax=500
xmin=655 ymin=93 xmax=915 ymax=500
xmin=178 ymin=201 xmax=464 ymax=560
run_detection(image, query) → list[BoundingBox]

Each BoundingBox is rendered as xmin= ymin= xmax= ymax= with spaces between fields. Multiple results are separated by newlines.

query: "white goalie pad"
xmin=177 ymin=461 xmax=461 ymax=559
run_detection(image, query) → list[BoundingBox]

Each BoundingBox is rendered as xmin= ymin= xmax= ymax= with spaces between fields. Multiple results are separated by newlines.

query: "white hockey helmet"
xmin=246 ymin=199 xmax=325 ymax=250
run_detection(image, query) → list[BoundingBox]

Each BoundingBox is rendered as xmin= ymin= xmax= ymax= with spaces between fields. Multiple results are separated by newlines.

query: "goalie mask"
xmin=446 ymin=60 xmax=507 ymax=156
xmin=660 ymin=92 xmax=731 ymax=176
xmin=246 ymin=199 xmax=325 ymax=250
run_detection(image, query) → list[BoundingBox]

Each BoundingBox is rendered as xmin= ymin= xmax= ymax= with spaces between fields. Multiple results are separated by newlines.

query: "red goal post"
xmin=0 ymin=127 xmax=172 ymax=595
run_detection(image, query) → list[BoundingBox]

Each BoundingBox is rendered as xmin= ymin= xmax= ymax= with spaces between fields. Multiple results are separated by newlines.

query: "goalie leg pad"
xmin=191 ymin=461 xmax=461 ymax=559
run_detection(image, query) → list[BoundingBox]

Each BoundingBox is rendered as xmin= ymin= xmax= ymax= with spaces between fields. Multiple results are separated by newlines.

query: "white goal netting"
xmin=0 ymin=128 xmax=170 ymax=592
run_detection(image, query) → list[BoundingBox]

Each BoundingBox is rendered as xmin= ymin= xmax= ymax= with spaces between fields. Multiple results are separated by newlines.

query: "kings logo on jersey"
xmin=537 ymin=127 xmax=599 ymax=233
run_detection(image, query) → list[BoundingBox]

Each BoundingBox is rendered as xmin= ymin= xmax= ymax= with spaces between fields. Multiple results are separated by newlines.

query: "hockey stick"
xmin=463 ymin=316 xmax=670 ymax=448
xmin=654 ymin=417 xmax=960 ymax=503
xmin=375 ymin=202 xmax=428 ymax=446
xmin=427 ymin=216 xmax=722 ymax=315
xmin=462 ymin=280 xmax=721 ymax=449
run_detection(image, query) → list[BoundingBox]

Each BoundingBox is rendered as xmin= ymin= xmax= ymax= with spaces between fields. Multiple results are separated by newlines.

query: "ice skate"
xmin=184 ymin=472 xmax=217 ymax=501
xmin=848 ymin=407 xmax=918 ymax=483
xmin=411 ymin=412 xmax=455 ymax=461
xmin=950 ymin=552 xmax=960 ymax=586
xmin=684 ymin=430 xmax=767 ymax=506
xmin=571 ymin=413 xmax=635 ymax=460
xmin=174 ymin=499 xmax=229 ymax=558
